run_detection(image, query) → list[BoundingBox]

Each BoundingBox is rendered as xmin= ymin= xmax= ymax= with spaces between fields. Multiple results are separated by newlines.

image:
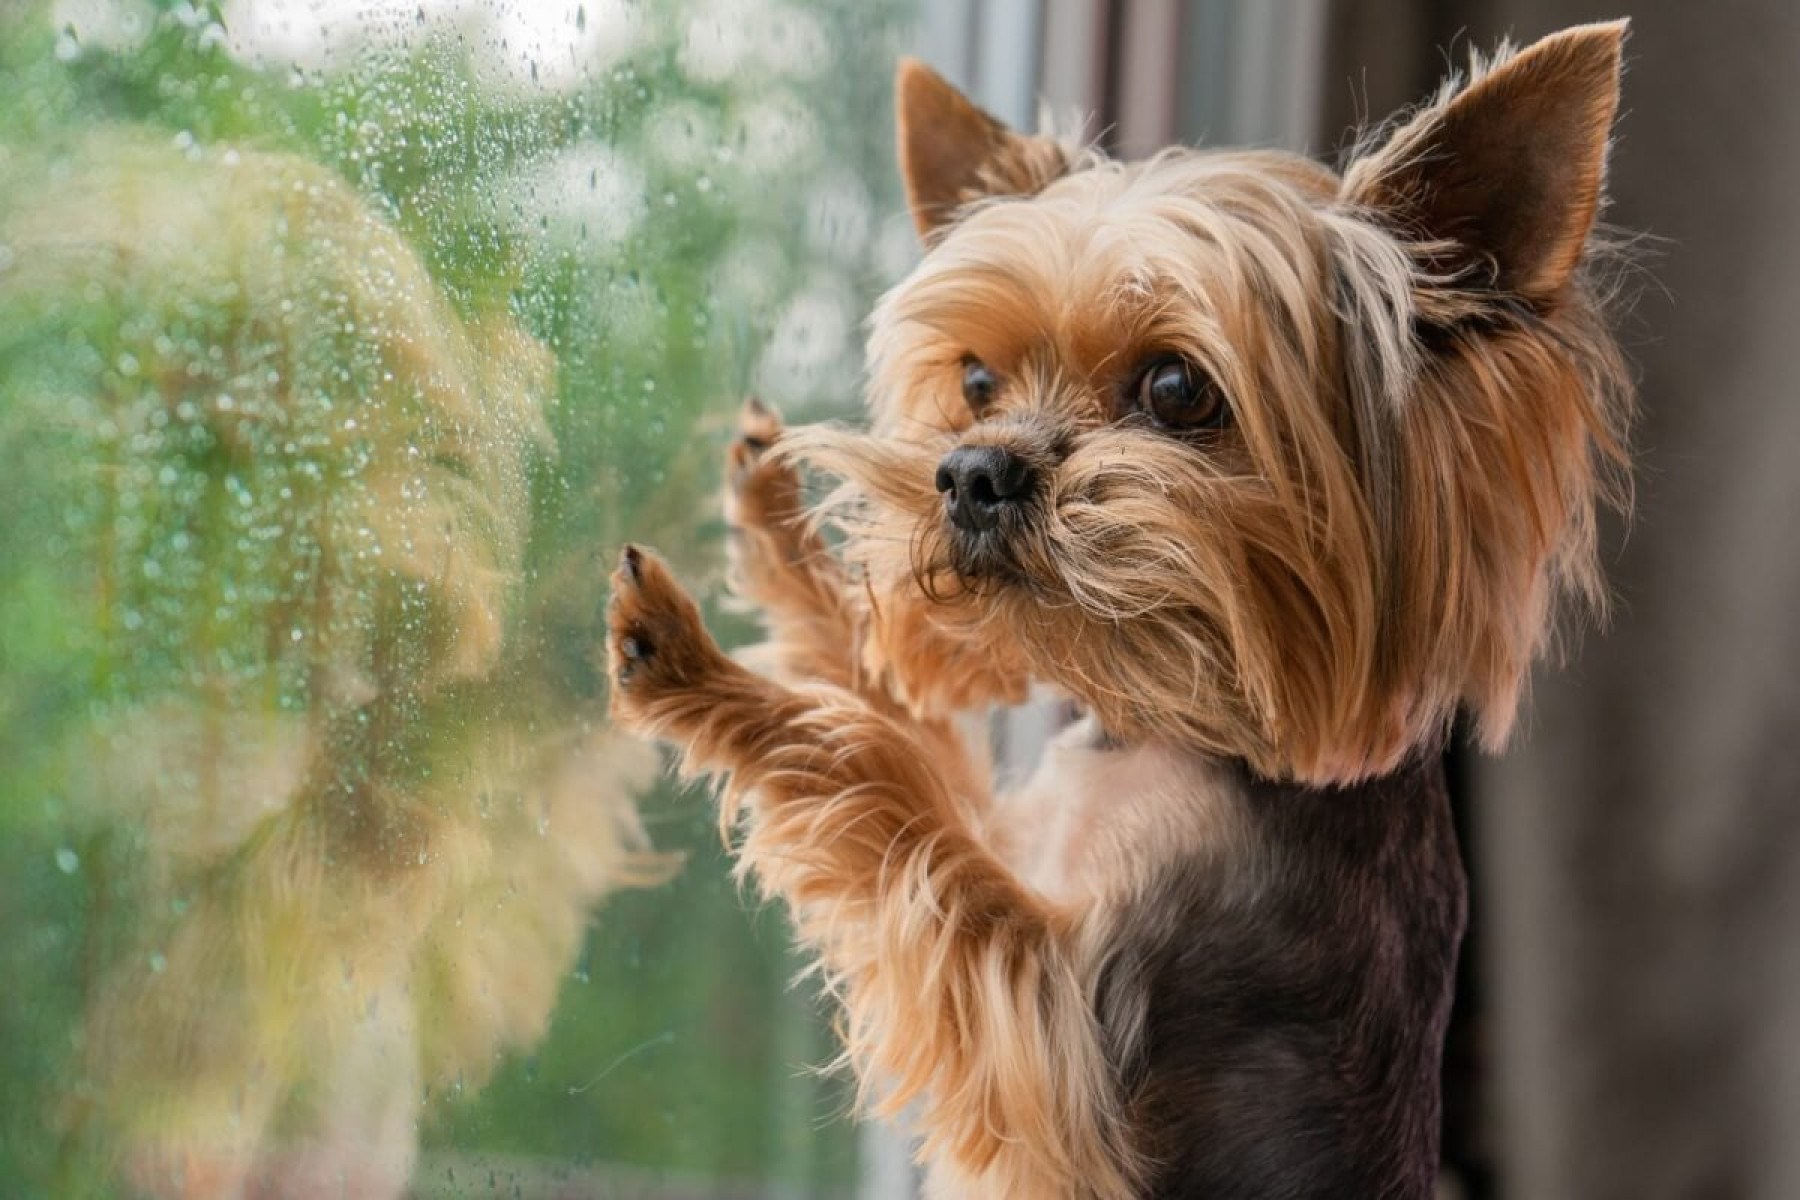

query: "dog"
xmin=606 ymin=21 xmax=1633 ymax=1198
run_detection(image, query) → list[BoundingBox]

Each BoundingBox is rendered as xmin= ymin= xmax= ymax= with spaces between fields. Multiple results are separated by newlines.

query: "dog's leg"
xmin=722 ymin=397 xmax=862 ymax=690
xmin=606 ymin=546 xmax=1134 ymax=1198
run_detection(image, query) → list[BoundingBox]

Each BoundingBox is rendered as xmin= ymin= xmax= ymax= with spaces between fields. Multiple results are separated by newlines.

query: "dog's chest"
xmin=990 ymin=719 xmax=1244 ymax=906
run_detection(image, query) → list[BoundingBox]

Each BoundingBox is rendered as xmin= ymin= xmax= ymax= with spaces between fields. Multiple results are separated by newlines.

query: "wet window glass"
xmin=0 ymin=1 xmax=914 ymax=1194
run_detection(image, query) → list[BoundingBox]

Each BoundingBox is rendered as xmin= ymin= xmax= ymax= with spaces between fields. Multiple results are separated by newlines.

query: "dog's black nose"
xmin=935 ymin=445 xmax=1036 ymax=533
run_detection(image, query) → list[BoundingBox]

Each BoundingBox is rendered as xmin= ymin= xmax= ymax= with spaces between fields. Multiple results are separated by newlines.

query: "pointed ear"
xmin=895 ymin=58 xmax=1069 ymax=240
xmin=1343 ymin=21 xmax=1627 ymax=302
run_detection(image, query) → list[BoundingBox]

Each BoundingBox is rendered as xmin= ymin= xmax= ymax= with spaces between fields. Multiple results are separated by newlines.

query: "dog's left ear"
xmin=1343 ymin=21 xmax=1627 ymax=302
xmin=895 ymin=58 xmax=1069 ymax=241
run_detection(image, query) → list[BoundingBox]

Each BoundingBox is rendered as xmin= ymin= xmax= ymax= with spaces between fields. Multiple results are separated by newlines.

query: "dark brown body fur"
xmin=1102 ymin=756 xmax=1466 ymax=1198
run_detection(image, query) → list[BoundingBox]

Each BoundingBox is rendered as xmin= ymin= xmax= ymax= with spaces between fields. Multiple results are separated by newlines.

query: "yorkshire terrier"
xmin=607 ymin=21 xmax=1632 ymax=1198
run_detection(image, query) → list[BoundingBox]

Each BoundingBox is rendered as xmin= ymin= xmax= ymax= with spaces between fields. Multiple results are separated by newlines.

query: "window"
xmin=0 ymin=2 xmax=916 ymax=1195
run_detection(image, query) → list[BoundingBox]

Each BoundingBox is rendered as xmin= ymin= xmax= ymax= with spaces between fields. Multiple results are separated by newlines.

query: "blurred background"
xmin=0 ymin=2 xmax=1793 ymax=1199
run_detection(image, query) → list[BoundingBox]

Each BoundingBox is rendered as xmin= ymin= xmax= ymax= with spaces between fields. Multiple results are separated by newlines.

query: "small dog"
xmin=608 ymin=21 xmax=1632 ymax=1198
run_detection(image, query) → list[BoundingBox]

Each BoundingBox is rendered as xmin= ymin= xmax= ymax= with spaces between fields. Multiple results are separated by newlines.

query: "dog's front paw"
xmin=724 ymin=395 xmax=803 ymax=534
xmin=606 ymin=545 xmax=728 ymax=725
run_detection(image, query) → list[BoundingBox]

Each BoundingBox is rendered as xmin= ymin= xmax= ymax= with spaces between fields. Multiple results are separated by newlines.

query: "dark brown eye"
xmin=961 ymin=357 xmax=998 ymax=413
xmin=1136 ymin=358 xmax=1226 ymax=431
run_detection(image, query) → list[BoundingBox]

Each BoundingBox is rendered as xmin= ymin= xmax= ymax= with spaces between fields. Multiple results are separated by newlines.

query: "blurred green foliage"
xmin=0 ymin=1 xmax=912 ymax=1195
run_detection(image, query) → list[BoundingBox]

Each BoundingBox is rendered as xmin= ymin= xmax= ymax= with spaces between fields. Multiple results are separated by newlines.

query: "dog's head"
xmin=795 ymin=23 xmax=1633 ymax=784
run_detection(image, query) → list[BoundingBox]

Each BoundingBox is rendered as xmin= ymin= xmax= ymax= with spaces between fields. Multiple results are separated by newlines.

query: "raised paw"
xmin=724 ymin=395 xmax=804 ymax=533
xmin=727 ymin=395 xmax=781 ymax=475
xmin=606 ymin=545 xmax=729 ymax=724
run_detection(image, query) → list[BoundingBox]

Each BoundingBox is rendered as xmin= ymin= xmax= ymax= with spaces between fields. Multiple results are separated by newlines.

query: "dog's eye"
xmin=1136 ymin=358 xmax=1226 ymax=431
xmin=961 ymin=357 xmax=998 ymax=413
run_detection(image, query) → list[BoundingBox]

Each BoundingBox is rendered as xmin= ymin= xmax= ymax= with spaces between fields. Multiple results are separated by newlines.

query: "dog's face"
xmin=798 ymin=25 xmax=1631 ymax=784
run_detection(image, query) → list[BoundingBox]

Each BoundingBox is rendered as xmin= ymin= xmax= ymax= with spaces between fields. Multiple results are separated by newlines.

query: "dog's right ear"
xmin=896 ymin=59 xmax=1068 ymax=241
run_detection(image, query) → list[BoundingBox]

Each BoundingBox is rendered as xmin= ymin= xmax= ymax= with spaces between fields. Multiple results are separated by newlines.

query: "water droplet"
xmin=54 ymin=847 xmax=79 ymax=874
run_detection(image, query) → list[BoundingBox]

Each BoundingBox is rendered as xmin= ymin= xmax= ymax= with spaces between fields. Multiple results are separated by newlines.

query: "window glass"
xmin=0 ymin=1 xmax=915 ymax=1194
